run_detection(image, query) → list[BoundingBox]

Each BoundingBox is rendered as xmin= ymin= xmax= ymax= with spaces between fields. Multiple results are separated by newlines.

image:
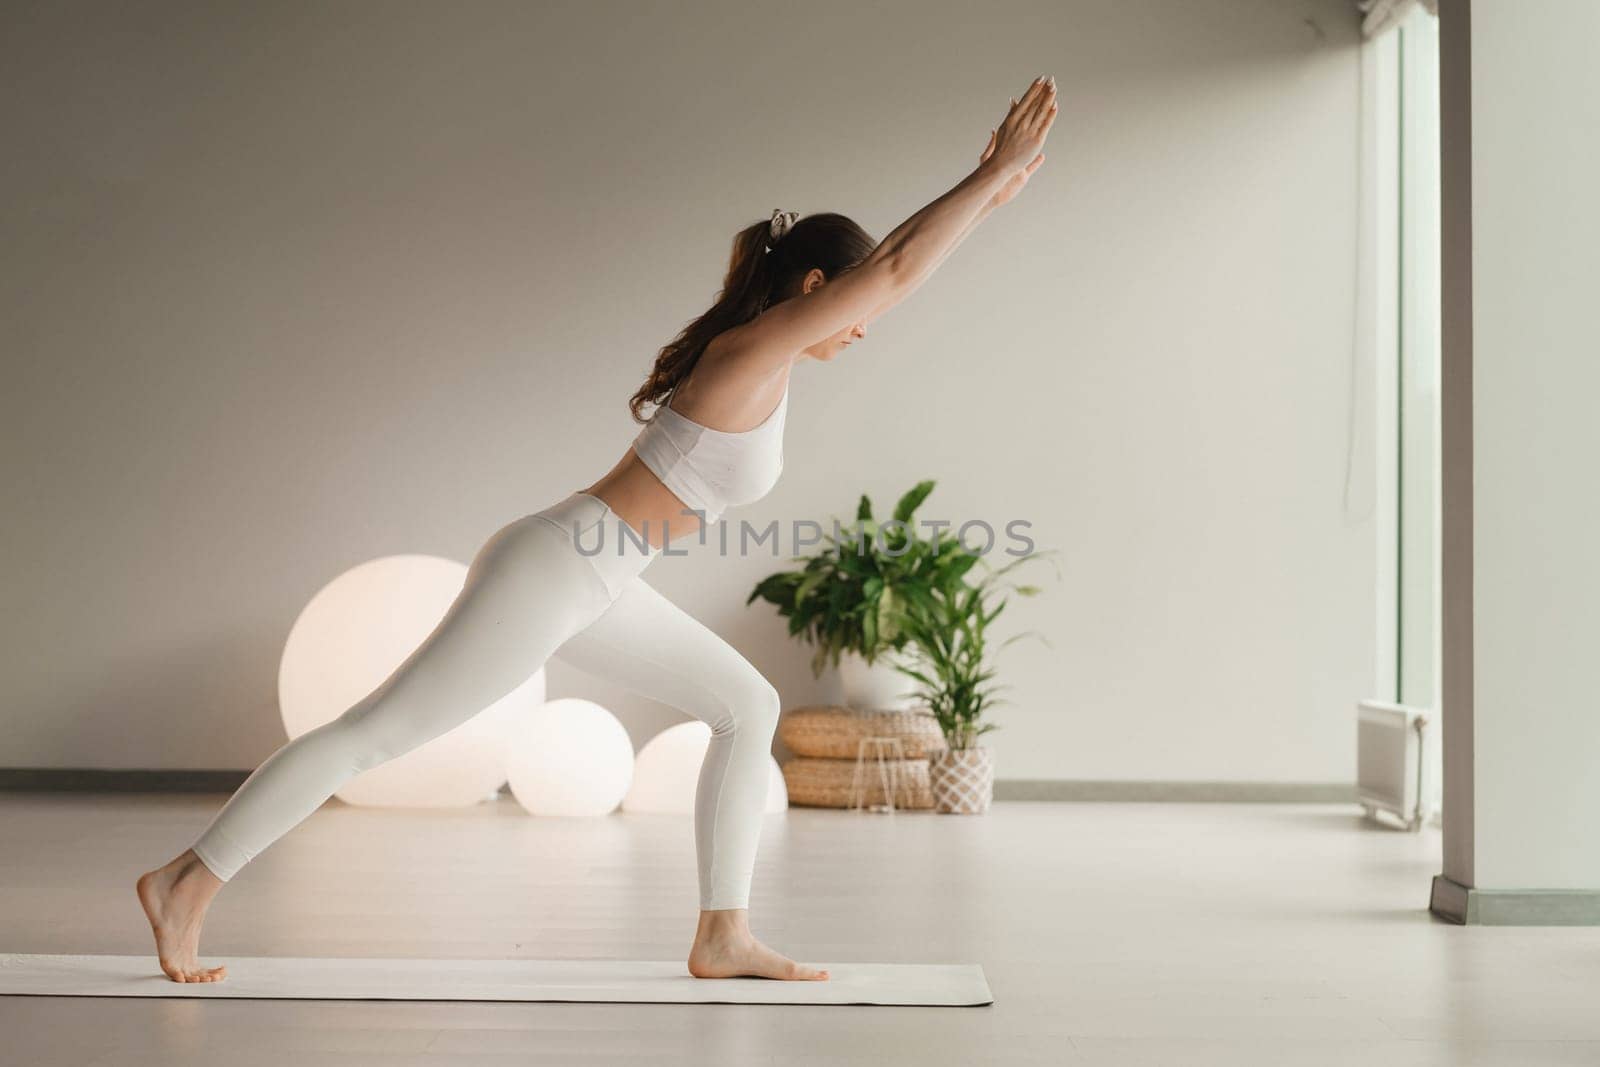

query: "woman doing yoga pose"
xmin=136 ymin=75 xmax=1058 ymax=984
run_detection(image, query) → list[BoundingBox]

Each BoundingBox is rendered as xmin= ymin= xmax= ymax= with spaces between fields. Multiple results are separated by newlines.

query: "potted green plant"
xmin=747 ymin=480 xmax=978 ymax=711
xmin=890 ymin=547 xmax=1054 ymax=813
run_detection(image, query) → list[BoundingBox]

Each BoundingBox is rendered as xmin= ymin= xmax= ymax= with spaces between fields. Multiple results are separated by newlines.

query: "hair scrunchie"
xmin=764 ymin=208 xmax=800 ymax=253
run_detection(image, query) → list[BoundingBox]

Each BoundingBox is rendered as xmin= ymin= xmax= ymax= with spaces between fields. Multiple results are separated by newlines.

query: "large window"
xmin=1366 ymin=6 xmax=1440 ymax=709
xmin=1397 ymin=9 xmax=1441 ymax=710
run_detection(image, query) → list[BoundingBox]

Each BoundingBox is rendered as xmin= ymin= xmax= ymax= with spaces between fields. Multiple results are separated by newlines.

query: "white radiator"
xmin=1356 ymin=699 xmax=1440 ymax=831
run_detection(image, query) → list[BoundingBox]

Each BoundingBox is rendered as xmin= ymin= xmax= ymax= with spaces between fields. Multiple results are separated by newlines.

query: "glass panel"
xmin=1398 ymin=8 xmax=1441 ymax=709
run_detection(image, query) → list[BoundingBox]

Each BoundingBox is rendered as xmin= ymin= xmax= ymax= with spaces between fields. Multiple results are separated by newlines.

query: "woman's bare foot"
xmin=686 ymin=908 xmax=829 ymax=981
xmin=135 ymin=849 xmax=227 ymax=983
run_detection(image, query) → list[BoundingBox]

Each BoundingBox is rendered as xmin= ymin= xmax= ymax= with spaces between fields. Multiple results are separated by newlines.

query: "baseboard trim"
xmin=0 ymin=769 xmax=251 ymax=793
xmin=993 ymin=779 xmax=1356 ymax=803
xmin=2 ymin=769 xmax=1355 ymax=804
xmin=1430 ymin=874 xmax=1600 ymax=926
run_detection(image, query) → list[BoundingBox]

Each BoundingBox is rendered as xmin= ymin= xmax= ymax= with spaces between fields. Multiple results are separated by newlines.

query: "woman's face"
xmin=795 ymin=272 xmax=866 ymax=361
xmin=805 ymin=319 xmax=866 ymax=362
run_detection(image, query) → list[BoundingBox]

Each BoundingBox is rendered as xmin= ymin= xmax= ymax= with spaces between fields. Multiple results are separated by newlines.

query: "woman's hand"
xmin=980 ymin=75 xmax=1057 ymax=206
xmin=980 ymin=130 xmax=1047 ymax=208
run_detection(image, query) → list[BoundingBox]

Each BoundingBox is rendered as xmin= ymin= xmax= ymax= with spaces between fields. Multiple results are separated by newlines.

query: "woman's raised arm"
xmin=722 ymin=75 xmax=1058 ymax=364
xmin=860 ymin=75 xmax=1056 ymax=321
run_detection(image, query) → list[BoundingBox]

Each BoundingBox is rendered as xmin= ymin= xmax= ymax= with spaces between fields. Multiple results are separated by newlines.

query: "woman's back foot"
xmin=688 ymin=927 xmax=832 ymax=979
xmin=135 ymin=849 xmax=227 ymax=983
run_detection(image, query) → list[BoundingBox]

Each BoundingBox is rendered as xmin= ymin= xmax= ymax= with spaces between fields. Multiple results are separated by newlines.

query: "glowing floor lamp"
xmin=622 ymin=721 xmax=788 ymax=814
xmin=505 ymin=698 xmax=634 ymax=816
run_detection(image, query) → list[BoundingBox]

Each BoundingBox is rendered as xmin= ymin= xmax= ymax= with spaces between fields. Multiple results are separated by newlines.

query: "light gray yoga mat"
xmin=0 ymin=954 xmax=992 ymax=1006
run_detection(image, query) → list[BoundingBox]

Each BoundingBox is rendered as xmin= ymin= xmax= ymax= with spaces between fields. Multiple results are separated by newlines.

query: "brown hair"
xmin=628 ymin=212 xmax=877 ymax=422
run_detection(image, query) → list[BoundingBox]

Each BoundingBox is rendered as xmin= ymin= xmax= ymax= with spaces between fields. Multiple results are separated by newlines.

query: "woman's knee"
xmin=329 ymin=698 xmax=427 ymax=772
xmin=714 ymin=675 xmax=780 ymax=739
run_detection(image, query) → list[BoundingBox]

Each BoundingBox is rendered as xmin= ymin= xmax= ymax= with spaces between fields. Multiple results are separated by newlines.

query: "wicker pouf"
xmin=781 ymin=755 xmax=935 ymax=810
xmin=778 ymin=704 xmax=947 ymax=760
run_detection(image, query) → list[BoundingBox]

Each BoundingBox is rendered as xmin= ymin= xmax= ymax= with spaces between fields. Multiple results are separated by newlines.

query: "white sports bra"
xmin=631 ymin=385 xmax=788 ymax=526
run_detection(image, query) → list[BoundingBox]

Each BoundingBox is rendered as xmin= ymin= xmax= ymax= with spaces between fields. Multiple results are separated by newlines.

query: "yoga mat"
xmin=0 ymin=954 xmax=992 ymax=1006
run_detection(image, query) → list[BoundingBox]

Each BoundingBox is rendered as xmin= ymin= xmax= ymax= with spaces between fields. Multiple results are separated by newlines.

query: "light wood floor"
xmin=3 ymin=793 xmax=1597 ymax=1066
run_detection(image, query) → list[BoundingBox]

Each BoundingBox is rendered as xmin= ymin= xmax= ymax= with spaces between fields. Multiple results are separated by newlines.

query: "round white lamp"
xmin=506 ymin=698 xmax=634 ymax=816
xmin=278 ymin=554 xmax=545 ymax=808
xmin=622 ymin=721 xmax=788 ymax=814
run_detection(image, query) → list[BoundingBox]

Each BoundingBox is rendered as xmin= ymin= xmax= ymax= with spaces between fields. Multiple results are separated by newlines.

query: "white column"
xmin=1433 ymin=0 xmax=1600 ymax=923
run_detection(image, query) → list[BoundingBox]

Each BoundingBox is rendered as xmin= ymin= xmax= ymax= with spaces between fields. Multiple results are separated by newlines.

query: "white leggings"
xmin=191 ymin=492 xmax=779 ymax=911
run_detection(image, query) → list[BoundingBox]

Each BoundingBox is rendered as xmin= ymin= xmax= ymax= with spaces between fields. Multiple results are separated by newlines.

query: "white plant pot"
xmin=929 ymin=747 xmax=995 ymax=815
xmin=837 ymin=651 xmax=918 ymax=712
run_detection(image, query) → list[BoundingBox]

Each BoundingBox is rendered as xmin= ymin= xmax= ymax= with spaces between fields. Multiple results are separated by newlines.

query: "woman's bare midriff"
xmin=580 ymin=446 xmax=704 ymax=550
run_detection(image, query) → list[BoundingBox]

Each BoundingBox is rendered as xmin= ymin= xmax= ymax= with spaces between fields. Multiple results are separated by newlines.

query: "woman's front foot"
xmin=135 ymin=849 xmax=227 ymax=983
xmin=687 ymin=908 xmax=829 ymax=981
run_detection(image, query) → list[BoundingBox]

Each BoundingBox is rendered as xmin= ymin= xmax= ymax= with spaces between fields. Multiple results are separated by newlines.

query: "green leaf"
xmin=892 ymin=480 xmax=936 ymax=524
xmin=793 ymin=570 xmax=827 ymax=608
xmin=876 ymin=585 xmax=900 ymax=643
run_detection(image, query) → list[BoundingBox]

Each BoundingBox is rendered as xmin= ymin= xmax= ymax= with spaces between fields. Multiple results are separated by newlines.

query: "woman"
xmin=137 ymin=75 xmax=1058 ymax=984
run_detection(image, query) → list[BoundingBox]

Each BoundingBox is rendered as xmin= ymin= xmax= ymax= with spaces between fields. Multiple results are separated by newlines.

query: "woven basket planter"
xmin=782 ymin=756 xmax=934 ymax=810
xmin=778 ymin=704 xmax=947 ymax=760
xmin=928 ymin=747 xmax=994 ymax=814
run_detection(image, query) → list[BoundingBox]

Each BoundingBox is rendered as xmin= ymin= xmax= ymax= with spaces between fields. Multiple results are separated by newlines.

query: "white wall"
xmin=0 ymin=0 xmax=1373 ymax=783
xmin=1439 ymin=0 xmax=1600 ymax=889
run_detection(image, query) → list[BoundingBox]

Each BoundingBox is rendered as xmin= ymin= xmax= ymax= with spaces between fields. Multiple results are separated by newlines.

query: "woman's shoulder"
xmin=669 ymin=340 xmax=790 ymax=430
